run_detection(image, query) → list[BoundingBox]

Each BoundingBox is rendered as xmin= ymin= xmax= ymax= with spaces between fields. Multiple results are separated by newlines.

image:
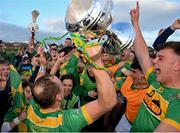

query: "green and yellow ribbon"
xmin=70 ymin=33 xmax=108 ymax=71
xmin=39 ymin=32 xmax=69 ymax=50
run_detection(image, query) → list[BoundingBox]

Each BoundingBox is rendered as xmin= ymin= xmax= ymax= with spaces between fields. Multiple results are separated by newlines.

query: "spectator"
xmin=64 ymin=38 xmax=73 ymax=47
xmin=60 ymin=74 xmax=80 ymax=110
xmin=115 ymin=60 xmax=149 ymax=132
xmin=1 ymin=80 xmax=33 ymax=132
xmin=50 ymin=43 xmax=58 ymax=50
xmin=0 ymin=60 xmax=12 ymax=128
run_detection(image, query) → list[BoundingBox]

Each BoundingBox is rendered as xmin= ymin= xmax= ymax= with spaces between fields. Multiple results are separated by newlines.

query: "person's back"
xmin=27 ymin=99 xmax=89 ymax=132
xmin=26 ymin=51 xmax=117 ymax=132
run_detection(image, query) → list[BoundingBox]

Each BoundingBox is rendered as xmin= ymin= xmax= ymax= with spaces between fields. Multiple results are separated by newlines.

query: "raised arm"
xmin=28 ymin=32 xmax=35 ymax=53
xmin=153 ymin=18 xmax=180 ymax=50
xmin=35 ymin=46 xmax=47 ymax=81
xmin=83 ymin=46 xmax=117 ymax=123
xmin=50 ymin=52 xmax=66 ymax=75
xmin=130 ymin=1 xmax=153 ymax=75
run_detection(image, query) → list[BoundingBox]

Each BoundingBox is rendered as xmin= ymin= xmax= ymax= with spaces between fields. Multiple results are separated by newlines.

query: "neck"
xmin=163 ymin=74 xmax=180 ymax=89
xmin=40 ymin=102 xmax=61 ymax=113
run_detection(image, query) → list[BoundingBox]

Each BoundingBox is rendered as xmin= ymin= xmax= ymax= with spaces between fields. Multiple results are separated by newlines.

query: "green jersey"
xmin=61 ymin=93 xmax=79 ymax=110
xmin=26 ymin=99 xmax=93 ymax=132
xmin=131 ymin=67 xmax=180 ymax=132
xmin=80 ymin=65 xmax=96 ymax=105
xmin=80 ymin=65 xmax=96 ymax=91
xmin=60 ymin=52 xmax=82 ymax=96
xmin=60 ymin=52 xmax=79 ymax=79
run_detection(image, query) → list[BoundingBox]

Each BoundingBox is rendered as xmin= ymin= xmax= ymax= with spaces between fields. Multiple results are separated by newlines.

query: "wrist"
xmin=132 ymin=21 xmax=139 ymax=25
xmin=57 ymin=59 xmax=63 ymax=64
xmin=170 ymin=25 xmax=176 ymax=31
xmin=13 ymin=117 xmax=21 ymax=125
xmin=39 ymin=66 xmax=46 ymax=73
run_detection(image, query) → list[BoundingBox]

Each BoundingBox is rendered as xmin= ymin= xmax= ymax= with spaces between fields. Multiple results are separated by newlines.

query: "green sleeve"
xmin=114 ymin=57 xmax=121 ymax=64
xmin=163 ymin=99 xmax=180 ymax=128
xmin=78 ymin=86 xmax=88 ymax=96
xmin=61 ymin=53 xmax=79 ymax=80
xmin=146 ymin=70 xmax=157 ymax=84
xmin=124 ymin=60 xmax=133 ymax=70
xmin=115 ymin=78 xmax=126 ymax=90
xmin=73 ymin=85 xmax=88 ymax=97
xmin=63 ymin=109 xmax=88 ymax=132
xmin=66 ymin=54 xmax=79 ymax=71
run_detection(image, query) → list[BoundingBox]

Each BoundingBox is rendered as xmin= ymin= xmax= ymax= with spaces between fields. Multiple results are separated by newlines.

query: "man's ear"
xmin=173 ymin=60 xmax=180 ymax=71
xmin=56 ymin=92 xmax=63 ymax=101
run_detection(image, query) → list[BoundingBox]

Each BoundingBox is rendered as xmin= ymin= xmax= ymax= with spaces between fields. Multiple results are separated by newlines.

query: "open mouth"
xmin=155 ymin=68 xmax=160 ymax=75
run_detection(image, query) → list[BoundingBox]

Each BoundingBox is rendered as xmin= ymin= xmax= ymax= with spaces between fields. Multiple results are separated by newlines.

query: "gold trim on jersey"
xmin=145 ymin=67 xmax=154 ymax=80
xmin=27 ymin=105 xmax=62 ymax=128
xmin=163 ymin=118 xmax=180 ymax=130
xmin=81 ymin=105 xmax=93 ymax=125
xmin=143 ymin=86 xmax=169 ymax=121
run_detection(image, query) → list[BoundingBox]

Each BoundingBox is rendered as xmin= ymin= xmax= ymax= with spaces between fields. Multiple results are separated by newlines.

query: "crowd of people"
xmin=0 ymin=2 xmax=180 ymax=132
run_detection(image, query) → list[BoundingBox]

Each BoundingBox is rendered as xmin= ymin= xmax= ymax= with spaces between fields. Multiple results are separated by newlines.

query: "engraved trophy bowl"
xmin=102 ymin=22 xmax=135 ymax=54
xmin=65 ymin=0 xmax=113 ymax=36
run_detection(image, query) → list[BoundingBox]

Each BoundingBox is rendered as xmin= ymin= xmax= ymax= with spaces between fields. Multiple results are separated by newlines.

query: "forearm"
xmin=28 ymin=32 xmax=35 ymax=53
xmin=94 ymin=69 xmax=117 ymax=111
xmin=133 ymin=22 xmax=152 ymax=74
xmin=153 ymin=27 xmax=174 ymax=50
xmin=50 ymin=61 xmax=61 ymax=75
xmin=133 ymin=22 xmax=149 ymax=60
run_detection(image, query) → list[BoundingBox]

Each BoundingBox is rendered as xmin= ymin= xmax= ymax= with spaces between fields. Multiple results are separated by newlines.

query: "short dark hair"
xmin=58 ymin=46 xmax=75 ymax=55
xmin=60 ymin=74 xmax=75 ymax=87
xmin=50 ymin=43 xmax=58 ymax=49
xmin=159 ymin=41 xmax=180 ymax=56
xmin=131 ymin=59 xmax=142 ymax=71
xmin=148 ymin=46 xmax=156 ymax=59
xmin=101 ymin=47 xmax=107 ymax=54
xmin=32 ymin=74 xmax=61 ymax=109
xmin=65 ymin=38 xmax=72 ymax=41
xmin=22 ymin=80 xmax=33 ymax=90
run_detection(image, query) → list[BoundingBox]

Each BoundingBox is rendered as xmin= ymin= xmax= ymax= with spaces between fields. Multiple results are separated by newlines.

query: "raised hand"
xmin=39 ymin=53 xmax=47 ymax=67
xmin=171 ymin=18 xmax=180 ymax=31
xmin=57 ymin=52 xmax=67 ymax=63
xmin=130 ymin=1 xmax=140 ymax=24
xmin=37 ymin=45 xmax=44 ymax=55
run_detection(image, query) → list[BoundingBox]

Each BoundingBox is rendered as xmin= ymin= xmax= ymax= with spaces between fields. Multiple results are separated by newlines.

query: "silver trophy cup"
xmin=65 ymin=0 xmax=113 ymax=34
xmin=65 ymin=0 xmax=134 ymax=54
xmin=28 ymin=10 xmax=40 ymax=33
xmin=101 ymin=22 xmax=134 ymax=54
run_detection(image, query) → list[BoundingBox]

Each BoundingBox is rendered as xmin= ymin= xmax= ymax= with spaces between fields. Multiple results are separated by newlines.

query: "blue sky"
xmin=0 ymin=0 xmax=180 ymax=45
xmin=0 ymin=0 xmax=69 ymax=30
